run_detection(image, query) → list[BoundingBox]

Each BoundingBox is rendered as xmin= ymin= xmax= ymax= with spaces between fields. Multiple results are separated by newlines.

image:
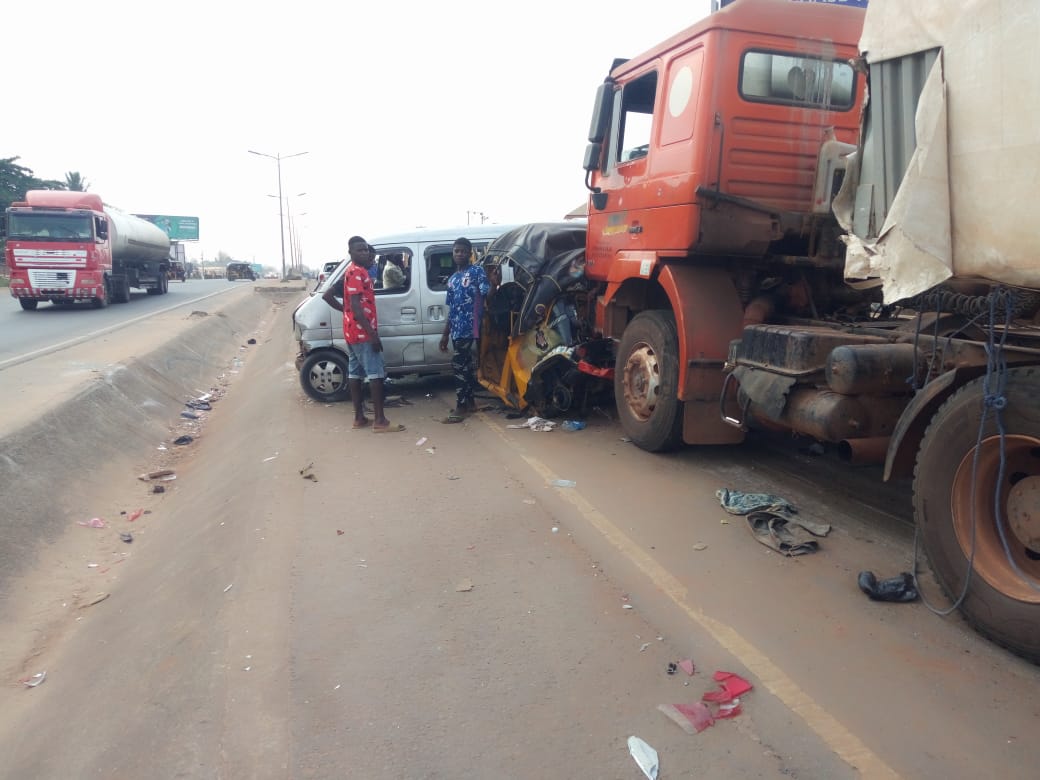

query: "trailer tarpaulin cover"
xmin=838 ymin=0 xmax=1040 ymax=302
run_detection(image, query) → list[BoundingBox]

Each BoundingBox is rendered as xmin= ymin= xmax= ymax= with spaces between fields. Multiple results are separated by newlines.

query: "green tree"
xmin=64 ymin=171 xmax=89 ymax=191
xmin=1 ymin=157 xmax=64 ymax=212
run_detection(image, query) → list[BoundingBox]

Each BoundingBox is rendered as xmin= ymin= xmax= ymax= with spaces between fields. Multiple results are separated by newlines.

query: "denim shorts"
xmin=345 ymin=340 xmax=386 ymax=380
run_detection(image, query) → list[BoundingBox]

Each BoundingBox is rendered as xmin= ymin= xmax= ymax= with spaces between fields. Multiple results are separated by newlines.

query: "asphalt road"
xmin=0 ymin=278 xmax=256 ymax=369
xmin=0 ymin=293 xmax=1037 ymax=779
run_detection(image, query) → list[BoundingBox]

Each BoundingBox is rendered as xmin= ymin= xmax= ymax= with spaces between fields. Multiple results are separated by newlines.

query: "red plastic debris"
xmin=677 ymin=658 xmax=695 ymax=676
xmin=336 ymin=530 xmax=345 ymax=536
xmin=702 ymin=671 xmax=753 ymax=703
xmin=657 ymin=702 xmax=714 ymax=734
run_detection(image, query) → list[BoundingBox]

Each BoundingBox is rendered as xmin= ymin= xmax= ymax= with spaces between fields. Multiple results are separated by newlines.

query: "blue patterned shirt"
xmin=445 ymin=264 xmax=490 ymax=340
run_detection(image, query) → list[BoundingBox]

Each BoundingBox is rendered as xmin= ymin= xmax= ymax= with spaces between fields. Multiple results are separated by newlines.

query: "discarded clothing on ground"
xmin=857 ymin=571 xmax=919 ymax=602
xmin=716 ymin=488 xmax=830 ymax=556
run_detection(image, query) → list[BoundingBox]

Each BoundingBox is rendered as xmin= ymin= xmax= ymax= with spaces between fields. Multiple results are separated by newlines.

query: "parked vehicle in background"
xmin=226 ymin=262 xmax=256 ymax=281
xmin=317 ymin=261 xmax=341 ymax=288
xmin=294 ymin=223 xmax=518 ymax=402
xmin=3 ymin=190 xmax=171 ymax=309
xmin=168 ymin=242 xmax=188 ymax=281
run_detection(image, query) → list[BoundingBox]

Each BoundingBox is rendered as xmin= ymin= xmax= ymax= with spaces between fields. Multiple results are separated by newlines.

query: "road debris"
xmin=139 ymin=469 xmax=176 ymax=481
xmin=639 ymin=642 xmax=651 ymax=652
xmin=857 ymin=571 xmax=919 ymax=602
xmin=336 ymin=530 xmax=345 ymax=536
xmin=85 ymin=593 xmax=110 ymax=607
xmin=415 ymin=437 xmax=428 ymax=447
xmin=21 ymin=672 xmax=46 ymax=688
xmin=627 ymin=736 xmax=659 ymax=780
xmin=173 ymin=435 xmax=194 ymax=446
xmin=657 ymin=702 xmax=714 ymax=734
xmin=127 ymin=508 xmax=144 ymax=522
xmin=507 ymin=416 xmax=557 ymax=432
xmin=667 ymin=662 xmax=678 ymax=675
xmin=703 ymin=671 xmax=753 ymax=703
xmin=692 ymin=542 xmax=708 ymax=551
xmin=180 ymin=411 xmax=199 ymax=420
xmin=152 ymin=485 xmax=166 ymax=494
xmin=716 ymin=487 xmax=830 ymax=556
xmin=677 ymin=658 xmax=695 ymax=676
xmin=550 ymin=479 xmax=576 ymax=488
xmin=223 ymin=584 xmax=234 ymax=593
xmin=300 ymin=463 xmax=317 ymax=482
xmin=455 ymin=578 xmax=474 ymax=592
xmin=77 ymin=517 xmax=106 ymax=529
xmin=263 ymin=454 xmax=278 ymax=462
xmin=560 ymin=420 xmax=587 ymax=431
xmin=119 ymin=533 xmax=133 ymax=544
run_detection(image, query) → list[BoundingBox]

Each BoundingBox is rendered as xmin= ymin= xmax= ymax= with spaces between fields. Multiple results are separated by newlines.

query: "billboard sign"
xmin=134 ymin=214 xmax=200 ymax=241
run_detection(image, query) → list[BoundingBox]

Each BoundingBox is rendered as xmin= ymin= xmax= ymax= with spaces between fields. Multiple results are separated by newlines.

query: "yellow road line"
xmin=487 ymin=416 xmax=899 ymax=779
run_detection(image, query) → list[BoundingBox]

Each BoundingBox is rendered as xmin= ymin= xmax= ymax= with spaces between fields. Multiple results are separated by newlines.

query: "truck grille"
xmin=28 ymin=270 xmax=76 ymax=289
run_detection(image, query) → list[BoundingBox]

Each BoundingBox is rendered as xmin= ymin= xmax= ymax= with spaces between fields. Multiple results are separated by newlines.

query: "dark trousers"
xmin=451 ymin=337 xmax=476 ymax=408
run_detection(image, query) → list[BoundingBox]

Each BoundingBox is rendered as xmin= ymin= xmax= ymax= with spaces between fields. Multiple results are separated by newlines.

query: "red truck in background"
xmin=477 ymin=0 xmax=1040 ymax=662
xmin=4 ymin=190 xmax=172 ymax=310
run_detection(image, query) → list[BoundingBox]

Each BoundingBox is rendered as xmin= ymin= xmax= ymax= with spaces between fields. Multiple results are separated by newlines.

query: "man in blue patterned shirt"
xmin=439 ymin=237 xmax=496 ymax=420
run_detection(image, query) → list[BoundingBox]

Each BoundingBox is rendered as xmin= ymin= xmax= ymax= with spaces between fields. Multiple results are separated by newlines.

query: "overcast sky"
xmin=7 ymin=0 xmax=712 ymax=270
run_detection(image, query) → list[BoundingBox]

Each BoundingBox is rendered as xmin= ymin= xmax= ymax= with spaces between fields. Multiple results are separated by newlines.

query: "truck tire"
xmin=147 ymin=273 xmax=169 ymax=296
xmin=300 ymin=350 xmax=351 ymax=403
xmin=19 ymin=298 xmax=38 ymax=311
xmin=913 ymin=367 xmax=1040 ymax=662
xmin=92 ymin=281 xmax=110 ymax=309
xmin=112 ymin=276 xmax=131 ymax=304
xmin=614 ymin=310 xmax=683 ymax=452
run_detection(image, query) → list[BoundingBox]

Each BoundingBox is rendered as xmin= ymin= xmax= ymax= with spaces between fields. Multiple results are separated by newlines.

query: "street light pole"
xmin=248 ymin=149 xmax=308 ymax=280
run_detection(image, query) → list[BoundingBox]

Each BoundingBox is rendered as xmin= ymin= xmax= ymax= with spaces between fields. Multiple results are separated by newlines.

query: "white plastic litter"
xmin=628 ymin=736 xmax=659 ymax=780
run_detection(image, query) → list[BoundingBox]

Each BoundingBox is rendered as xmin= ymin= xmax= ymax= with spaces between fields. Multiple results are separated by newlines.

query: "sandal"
xmin=373 ymin=423 xmax=406 ymax=433
xmin=441 ymin=414 xmax=465 ymax=424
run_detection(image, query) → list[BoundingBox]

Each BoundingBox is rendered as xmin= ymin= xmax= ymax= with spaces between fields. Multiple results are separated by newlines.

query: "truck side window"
xmin=740 ymin=51 xmax=856 ymax=110
xmin=613 ymin=71 xmax=658 ymax=166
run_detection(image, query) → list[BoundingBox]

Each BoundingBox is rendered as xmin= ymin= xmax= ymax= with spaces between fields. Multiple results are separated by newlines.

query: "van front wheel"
xmin=300 ymin=351 xmax=351 ymax=403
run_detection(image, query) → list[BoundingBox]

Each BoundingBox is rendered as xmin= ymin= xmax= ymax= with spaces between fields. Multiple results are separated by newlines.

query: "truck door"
xmin=371 ymin=246 xmax=423 ymax=368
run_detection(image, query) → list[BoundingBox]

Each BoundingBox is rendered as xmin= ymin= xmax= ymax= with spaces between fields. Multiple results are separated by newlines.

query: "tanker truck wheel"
xmin=112 ymin=275 xmax=131 ymax=304
xmin=913 ymin=367 xmax=1040 ymax=662
xmin=614 ymin=310 xmax=683 ymax=452
xmin=18 ymin=298 xmax=38 ymax=311
xmin=92 ymin=280 xmax=110 ymax=309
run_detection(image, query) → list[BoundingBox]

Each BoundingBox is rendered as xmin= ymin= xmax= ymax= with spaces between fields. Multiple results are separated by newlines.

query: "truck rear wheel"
xmin=913 ymin=367 xmax=1040 ymax=662
xmin=614 ymin=310 xmax=683 ymax=452
xmin=19 ymin=298 xmax=38 ymax=311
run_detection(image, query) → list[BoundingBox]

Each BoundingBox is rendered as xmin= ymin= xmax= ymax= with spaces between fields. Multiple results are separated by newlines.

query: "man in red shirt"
xmin=322 ymin=236 xmax=404 ymax=432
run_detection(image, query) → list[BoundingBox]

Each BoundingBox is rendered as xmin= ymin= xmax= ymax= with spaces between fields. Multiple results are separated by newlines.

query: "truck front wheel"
xmin=914 ymin=367 xmax=1040 ymax=662
xmin=614 ymin=310 xmax=683 ymax=452
xmin=18 ymin=298 xmax=38 ymax=311
xmin=92 ymin=281 xmax=110 ymax=309
xmin=112 ymin=276 xmax=131 ymax=303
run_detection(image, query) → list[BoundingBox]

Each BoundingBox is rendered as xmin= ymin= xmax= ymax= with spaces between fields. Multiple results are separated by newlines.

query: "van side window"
xmin=425 ymin=242 xmax=491 ymax=291
xmin=740 ymin=51 xmax=856 ymax=110
xmin=612 ymin=70 xmax=658 ymax=167
xmin=373 ymin=248 xmax=413 ymax=294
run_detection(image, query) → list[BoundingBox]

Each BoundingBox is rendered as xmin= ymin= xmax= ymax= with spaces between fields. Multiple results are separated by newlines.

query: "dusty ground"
xmin=0 ymin=293 xmax=1038 ymax=779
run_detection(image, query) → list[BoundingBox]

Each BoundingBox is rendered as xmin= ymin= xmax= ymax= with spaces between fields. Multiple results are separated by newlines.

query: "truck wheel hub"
xmin=1008 ymin=475 xmax=1040 ymax=553
xmin=622 ymin=344 xmax=661 ymax=420
xmin=951 ymin=434 xmax=1040 ymax=602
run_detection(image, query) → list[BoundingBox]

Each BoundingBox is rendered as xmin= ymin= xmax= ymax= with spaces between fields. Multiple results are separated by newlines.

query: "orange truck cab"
xmin=581 ymin=0 xmax=867 ymax=450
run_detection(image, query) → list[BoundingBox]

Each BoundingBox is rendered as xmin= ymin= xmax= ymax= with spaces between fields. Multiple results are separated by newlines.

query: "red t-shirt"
xmin=342 ymin=262 xmax=378 ymax=344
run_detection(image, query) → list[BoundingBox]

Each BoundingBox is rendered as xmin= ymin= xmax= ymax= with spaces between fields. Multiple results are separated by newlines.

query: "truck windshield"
xmin=740 ymin=51 xmax=856 ymax=110
xmin=6 ymin=212 xmax=94 ymax=241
